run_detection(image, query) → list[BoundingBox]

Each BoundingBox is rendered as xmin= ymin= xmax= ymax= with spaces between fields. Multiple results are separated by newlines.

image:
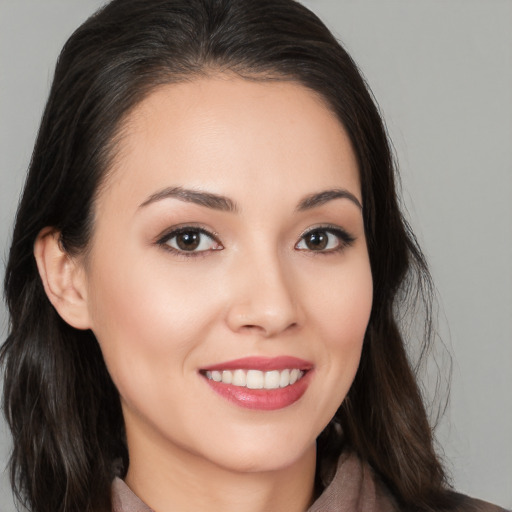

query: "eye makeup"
xmin=156 ymin=225 xmax=223 ymax=257
xmin=154 ymin=221 xmax=355 ymax=259
xmin=295 ymin=225 xmax=355 ymax=254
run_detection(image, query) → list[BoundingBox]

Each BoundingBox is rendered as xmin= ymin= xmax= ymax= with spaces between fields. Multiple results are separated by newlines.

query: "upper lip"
xmin=200 ymin=356 xmax=313 ymax=372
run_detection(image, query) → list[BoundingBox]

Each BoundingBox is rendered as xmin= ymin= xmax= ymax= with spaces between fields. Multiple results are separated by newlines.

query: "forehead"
xmin=100 ymin=75 xmax=361 ymax=211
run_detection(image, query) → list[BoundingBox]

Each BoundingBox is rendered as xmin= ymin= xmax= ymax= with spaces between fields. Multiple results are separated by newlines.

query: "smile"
xmin=200 ymin=356 xmax=313 ymax=410
xmin=204 ymin=368 xmax=305 ymax=389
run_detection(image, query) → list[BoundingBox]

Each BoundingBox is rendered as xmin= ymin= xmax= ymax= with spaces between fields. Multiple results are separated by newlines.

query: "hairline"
xmin=86 ymin=67 xmax=355 ymax=258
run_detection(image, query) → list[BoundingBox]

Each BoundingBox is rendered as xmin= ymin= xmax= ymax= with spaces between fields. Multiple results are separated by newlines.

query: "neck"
xmin=124 ymin=428 xmax=316 ymax=512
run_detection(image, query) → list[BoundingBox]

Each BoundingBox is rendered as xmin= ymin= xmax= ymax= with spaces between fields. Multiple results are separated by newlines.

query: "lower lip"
xmin=202 ymin=371 xmax=312 ymax=411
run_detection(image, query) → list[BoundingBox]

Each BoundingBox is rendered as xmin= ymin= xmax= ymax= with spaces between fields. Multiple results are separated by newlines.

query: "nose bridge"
xmin=225 ymin=243 xmax=299 ymax=336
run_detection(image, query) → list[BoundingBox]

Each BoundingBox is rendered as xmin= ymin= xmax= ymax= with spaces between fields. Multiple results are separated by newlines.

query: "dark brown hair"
xmin=2 ymin=1 xmax=453 ymax=511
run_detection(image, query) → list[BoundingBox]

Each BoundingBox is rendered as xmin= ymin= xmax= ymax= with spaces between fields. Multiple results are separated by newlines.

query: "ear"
xmin=34 ymin=227 xmax=92 ymax=330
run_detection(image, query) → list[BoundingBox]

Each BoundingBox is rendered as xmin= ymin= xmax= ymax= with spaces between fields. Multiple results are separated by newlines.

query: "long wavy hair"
xmin=2 ymin=1 xmax=454 ymax=511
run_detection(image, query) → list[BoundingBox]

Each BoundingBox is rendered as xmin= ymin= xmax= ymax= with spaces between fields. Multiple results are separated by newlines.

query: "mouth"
xmin=199 ymin=356 xmax=313 ymax=410
xmin=202 ymin=368 xmax=306 ymax=389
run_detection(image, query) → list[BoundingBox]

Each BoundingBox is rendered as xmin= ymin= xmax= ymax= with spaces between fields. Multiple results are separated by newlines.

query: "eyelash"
xmin=156 ymin=224 xmax=355 ymax=257
xmin=156 ymin=226 xmax=223 ymax=258
xmin=296 ymin=225 xmax=355 ymax=254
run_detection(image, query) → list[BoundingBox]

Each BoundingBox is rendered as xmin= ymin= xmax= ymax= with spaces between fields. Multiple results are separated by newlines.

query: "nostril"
xmin=239 ymin=321 xmax=298 ymax=336
xmin=240 ymin=324 xmax=263 ymax=332
xmin=225 ymin=289 xmax=301 ymax=336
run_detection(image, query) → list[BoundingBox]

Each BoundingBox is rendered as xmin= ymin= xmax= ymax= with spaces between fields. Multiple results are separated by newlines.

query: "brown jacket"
xmin=111 ymin=451 xmax=507 ymax=512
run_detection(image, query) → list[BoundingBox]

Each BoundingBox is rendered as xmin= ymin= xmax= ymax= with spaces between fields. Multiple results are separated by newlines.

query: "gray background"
xmin=1 ymin=1 xmax=511 ymax=510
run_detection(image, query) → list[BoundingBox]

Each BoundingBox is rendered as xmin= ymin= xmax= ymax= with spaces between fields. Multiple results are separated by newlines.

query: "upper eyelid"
xmin=155 ymin=224 xmax=220 ymax=244
xmin=154 ymin=223 xmax=354 ymax=248
xmin=155 ymin=226 xmax=223 ymax=258
xmin=298 ymin=224 xmax=354 ymax=239
xmin=295 ymin=225 xmax=356 ymax=251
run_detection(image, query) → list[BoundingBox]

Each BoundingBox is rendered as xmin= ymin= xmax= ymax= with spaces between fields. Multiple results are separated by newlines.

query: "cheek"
xmin=305 ymin=254 xmax=373 ymax=344
xmin=301 ymin=253 xmax=372 ymax=400
xmin=84 ymin=250 xmax=222 ymax=387
xmin=281 ymin=253 xmax=372 ymax=438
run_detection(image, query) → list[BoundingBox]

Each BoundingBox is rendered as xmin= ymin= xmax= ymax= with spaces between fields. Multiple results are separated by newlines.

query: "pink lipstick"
xmin=200 ymin=356 xmax=313 ymax=410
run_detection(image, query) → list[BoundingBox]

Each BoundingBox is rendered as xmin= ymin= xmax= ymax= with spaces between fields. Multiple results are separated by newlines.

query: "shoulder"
xmin=357 ymin=453 xmax=508 ymax=512
xmin=319 ymin=450 xmax=508 ymax=512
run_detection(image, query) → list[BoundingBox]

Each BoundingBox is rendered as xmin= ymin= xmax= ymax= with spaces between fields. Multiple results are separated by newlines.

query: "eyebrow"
xmin=139 ymin=186 xmax=362 ymax=212
xmin=296 ymin=189 xmax=362 ymax=211
xmin=139 ymin=186 xmax=238 ymax=212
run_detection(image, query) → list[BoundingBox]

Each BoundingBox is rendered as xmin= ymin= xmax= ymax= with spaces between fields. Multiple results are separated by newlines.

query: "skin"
xmin=37 ymin=76 xmax=373 ymax=512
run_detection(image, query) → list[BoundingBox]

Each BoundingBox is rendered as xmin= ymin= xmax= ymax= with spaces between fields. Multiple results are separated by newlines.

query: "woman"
xmin=0 ymin=1 xmax=506 ymax=511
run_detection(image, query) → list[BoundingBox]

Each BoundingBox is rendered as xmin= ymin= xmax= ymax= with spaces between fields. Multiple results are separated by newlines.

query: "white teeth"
xmin=232 ymin=369 xmax=246 ymax=387
xmin=205 ymin=368 xmax=304 ymax=389
xmin=264 ymin=370 xmax=281 ymax=389
xmin=279 ymin=369 xmax=290 ymax=388
xmin=246 ymin=370 xmax=264 ymax=389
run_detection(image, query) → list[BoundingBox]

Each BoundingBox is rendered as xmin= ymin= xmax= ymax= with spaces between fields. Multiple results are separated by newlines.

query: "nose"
xmin=225 ymin=251 xmax=301 ymax=338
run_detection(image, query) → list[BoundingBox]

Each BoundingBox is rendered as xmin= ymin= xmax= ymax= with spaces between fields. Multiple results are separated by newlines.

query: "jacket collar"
xmin=111 ymin=451 xmax=397 ymax=512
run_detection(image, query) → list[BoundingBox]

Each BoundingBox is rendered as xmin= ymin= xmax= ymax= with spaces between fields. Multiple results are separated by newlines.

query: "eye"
xmin=295 ymin=227 xmax=354 ymax=252
xmin=158 ymin=227 xmax=223 ymax=254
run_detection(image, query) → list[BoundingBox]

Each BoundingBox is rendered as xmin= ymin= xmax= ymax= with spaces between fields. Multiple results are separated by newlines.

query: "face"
xmin=81 ymin=76 xmax=373 ymax=475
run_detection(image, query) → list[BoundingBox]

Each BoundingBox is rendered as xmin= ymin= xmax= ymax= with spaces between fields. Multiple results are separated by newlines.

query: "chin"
xmin=197 ymin=434 xmax=317 ymax=475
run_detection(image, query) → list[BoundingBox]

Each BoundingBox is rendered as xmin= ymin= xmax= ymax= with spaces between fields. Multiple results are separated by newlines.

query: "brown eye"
xmin=303 ymin=231 xmax=329 ymax=250
xmin=162 ymin=228 xmax=222 ymax=253
xmin=175 ymin=231 xmax=201 ymax=251
xmin=295 ymin=227 xmax=354 ymax=253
